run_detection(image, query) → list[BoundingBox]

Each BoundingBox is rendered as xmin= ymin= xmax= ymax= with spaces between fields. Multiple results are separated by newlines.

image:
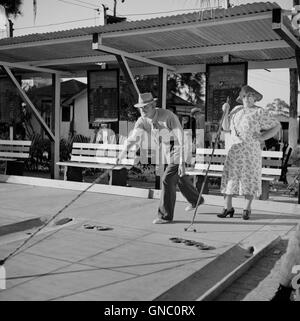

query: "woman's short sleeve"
xmin=257 ymin=108 xmax=280 ymax=131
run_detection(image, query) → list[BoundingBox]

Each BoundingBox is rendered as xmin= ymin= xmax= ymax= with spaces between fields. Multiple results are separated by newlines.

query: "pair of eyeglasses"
xmin=139 ymin=103 xmax=153 ymax=110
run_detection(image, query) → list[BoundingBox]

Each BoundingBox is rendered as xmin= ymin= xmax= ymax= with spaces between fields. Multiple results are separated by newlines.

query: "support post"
xmin=158 ymin=67 xmax=167 ymax=109
xmin=155 ymin=67 xmax=168 ymax=189
xmin=51 ymin=74 xmax=61 ymax=179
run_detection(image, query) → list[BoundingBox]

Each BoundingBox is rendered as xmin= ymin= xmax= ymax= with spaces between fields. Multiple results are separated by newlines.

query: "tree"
xmin=0 ymin=0 xmax=23 ymax=17
xmin=265 ymin=98 xmax=290 ymax=118
xmin=170 ymin=73 xmax=205 ymax=106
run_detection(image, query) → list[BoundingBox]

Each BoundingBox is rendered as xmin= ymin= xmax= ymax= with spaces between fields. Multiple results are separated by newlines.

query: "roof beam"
xmin=272 ymin=8 xmax=300 ymax=50
xmin=23 ymin=55 xmax=117 ymax=67
xmin=24 ymin=40 xmax=289 ymax=66
xmin=0 ymin=35 xmax=91 ymax=51
xmin=138 ymin=40 xmax=290 ymax=59
xmin=100 ymin=12 xmax=272 ymax=39
xmin=248 ymin=58 xmax=297 ymax=69
xmin=0 ymin=60 xmax=62 ymax=74
xmin=92 ymin=33 xmax=176 ymax=71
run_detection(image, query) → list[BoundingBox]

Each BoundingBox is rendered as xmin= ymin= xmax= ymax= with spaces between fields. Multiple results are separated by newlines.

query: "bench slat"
xmin=196 ymin=148 xmax=227 ymax=156
xmin=196 ymin=148 xmax=283 ymax=159
xmin=262 ymin=168 xmax=282 ymax=175
xmin=262 ymin=159 xmax=282 ymax=167
xmin=186 ymin=169 xmax=279 ymax=181
xmin=193 ymin=163 xmax=281 ymax=176
xmin=71 ymin=149 xmax=136 ymax=158
xmin=0 ymin=146 xmax=30 ymax=152
xmin=0 ymin=140 xmax=31 ymax=147
xmin=56 ymin=161 xmax=132 ymax=170
xmin=261 ymin=151 xmax=283 ymax=158
xmin=73 ymin=142 xmax=136 ymax=151
xmin=70 ymin=155 xmax=135 ymax=166
xmin=0 ymin=152 xmax=29 ymax=159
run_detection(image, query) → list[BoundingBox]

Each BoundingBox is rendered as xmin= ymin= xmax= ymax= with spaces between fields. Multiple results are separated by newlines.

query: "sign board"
xmin=206 ymin=62 xmax=248 ymax=123
xmin=87 ymin=70 xmax=119 ymax=125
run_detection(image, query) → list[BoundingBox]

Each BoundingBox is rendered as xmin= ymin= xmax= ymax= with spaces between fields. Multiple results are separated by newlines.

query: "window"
xmin=62 ymin=106 xmax=71 ymax=122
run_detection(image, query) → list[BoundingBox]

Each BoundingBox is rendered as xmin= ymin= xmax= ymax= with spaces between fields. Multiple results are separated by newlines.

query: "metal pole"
xmin=293 ymin=0 xmax=300 ymax=204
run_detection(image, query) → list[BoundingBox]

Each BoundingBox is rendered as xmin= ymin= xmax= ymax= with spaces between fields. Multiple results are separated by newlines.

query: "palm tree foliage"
xmin=0 ymin=0 xmax=23 ymax=17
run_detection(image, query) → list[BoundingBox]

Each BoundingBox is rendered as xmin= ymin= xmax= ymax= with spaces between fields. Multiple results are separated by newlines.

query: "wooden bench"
xmin=0 ymin=140 xmax=32 ymax=175
xmin=186 ymin=148 xmax=285 ymax=200
xmin=56 ymin=142 xmax=138 ymax=184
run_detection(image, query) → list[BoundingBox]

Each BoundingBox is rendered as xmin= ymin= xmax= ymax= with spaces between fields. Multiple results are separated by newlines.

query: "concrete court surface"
xmin=0 ymin=182 xmax=299 ymax=301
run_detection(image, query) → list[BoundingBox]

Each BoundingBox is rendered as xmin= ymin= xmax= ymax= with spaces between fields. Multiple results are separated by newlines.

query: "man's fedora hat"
xmin=236 ymin=85 xmax=263 ymax=104
xmin=134 ymin=92 xmax=157 ymax=108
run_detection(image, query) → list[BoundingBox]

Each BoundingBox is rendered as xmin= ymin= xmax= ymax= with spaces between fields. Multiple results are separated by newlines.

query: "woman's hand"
xmin=222 ymin=102 xmax=230 ymax=114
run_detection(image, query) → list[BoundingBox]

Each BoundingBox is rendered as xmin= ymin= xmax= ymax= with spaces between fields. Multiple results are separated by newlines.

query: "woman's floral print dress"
xmin=221 ymin=105 xmax=280 ymax=197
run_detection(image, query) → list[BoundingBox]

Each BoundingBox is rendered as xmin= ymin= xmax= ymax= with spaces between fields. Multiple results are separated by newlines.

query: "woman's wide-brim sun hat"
xmin=134 ymin=92 xmax=157 ymax=108
xmin=236 ymin=85 xmax=263 ymax=104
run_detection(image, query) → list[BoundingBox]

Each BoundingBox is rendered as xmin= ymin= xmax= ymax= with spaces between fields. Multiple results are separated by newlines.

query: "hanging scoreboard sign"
xmin=206 ymin=62 xmax=248 ymax=123
xmin=87 ymin=69 xmax=119 ymax=125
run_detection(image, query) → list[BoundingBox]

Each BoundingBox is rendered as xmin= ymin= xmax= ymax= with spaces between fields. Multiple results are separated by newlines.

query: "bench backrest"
xmin=195 ymin=148 xmax=283 ymax=176
xmin=0 ymin=140 xmax=32 ymax=160
xmin=70 ymin=143 xmax=137 ymax=166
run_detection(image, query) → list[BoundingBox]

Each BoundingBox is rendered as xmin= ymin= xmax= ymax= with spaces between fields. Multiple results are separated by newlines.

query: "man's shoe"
xmin=185 ymin=197 xmax=204 ymax=211
xmin=152 ymin=218 xmax=172 ymax=224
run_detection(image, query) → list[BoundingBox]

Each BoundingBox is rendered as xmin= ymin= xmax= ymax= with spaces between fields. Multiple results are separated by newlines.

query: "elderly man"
xmin=118 ymin=93 xmax=204 ymax=224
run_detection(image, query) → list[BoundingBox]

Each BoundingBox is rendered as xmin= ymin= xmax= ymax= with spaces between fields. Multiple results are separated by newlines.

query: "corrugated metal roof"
xmin=0 ymin=1 xmax=297 ymax=74
xmin=0 ymin=2 xmax=281 ymax=45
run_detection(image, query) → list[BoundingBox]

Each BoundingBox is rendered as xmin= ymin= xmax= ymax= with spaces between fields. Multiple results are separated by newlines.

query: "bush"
xmin=25 ymin=133 xmax=51 ymax=172
xmin=60 ymin=134 xmax=90 ymax=162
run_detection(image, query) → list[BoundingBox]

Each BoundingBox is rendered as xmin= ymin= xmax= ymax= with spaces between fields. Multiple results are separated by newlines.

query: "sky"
xmin=7 ymin=0 xmax=299 ymax=107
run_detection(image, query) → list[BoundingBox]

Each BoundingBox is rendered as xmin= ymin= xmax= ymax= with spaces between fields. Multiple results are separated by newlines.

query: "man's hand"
xmin=178 ymin=163 xmax=186 ymax=177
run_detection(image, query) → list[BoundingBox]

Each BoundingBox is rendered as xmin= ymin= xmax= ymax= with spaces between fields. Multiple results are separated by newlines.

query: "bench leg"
xmin=260 ymin=181 xmax=269 ymax=200
xmin=63 ymin=166 xmax=68 ymax=181
xmin=108 ymin=170 xmax=113 ymax=185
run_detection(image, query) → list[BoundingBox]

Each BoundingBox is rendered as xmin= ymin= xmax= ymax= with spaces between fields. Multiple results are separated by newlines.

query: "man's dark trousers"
xmin=158 ymin=163 xmax=200 ymax=221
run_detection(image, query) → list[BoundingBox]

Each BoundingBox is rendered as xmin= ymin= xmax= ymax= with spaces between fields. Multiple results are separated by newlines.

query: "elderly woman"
xmin=218 ymin=85 xmax=281 ymax=220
